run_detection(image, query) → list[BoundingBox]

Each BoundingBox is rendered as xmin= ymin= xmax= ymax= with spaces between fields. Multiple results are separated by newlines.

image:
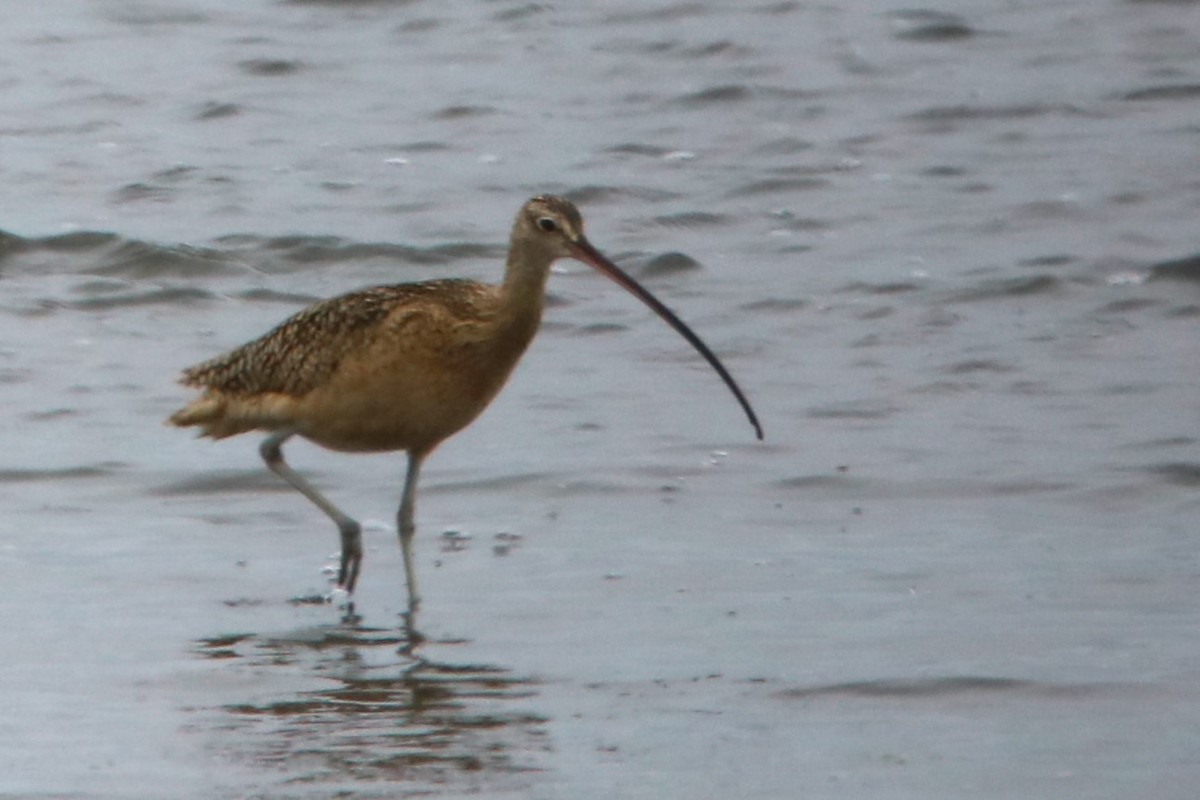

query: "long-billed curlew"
xmin=169 ymin=195 xmax=762 ymax=614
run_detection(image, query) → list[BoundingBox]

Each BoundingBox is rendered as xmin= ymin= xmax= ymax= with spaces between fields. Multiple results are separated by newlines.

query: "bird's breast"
xmin=290 ymin=309 xmax=538 ymax=454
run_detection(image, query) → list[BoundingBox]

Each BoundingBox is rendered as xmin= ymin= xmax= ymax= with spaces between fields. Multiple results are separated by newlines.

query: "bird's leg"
xmin=398 ymin=450 xmax=425 ymax=617
xmin=260 ymin=430 xmax=364 ymax=593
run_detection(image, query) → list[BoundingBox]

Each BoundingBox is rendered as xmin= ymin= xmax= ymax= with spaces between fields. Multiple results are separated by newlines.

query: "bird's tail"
xmin=167 ymin=395 xmax=246 ymax=439
xmin=168 ymin=391 xmax=297 ymax=440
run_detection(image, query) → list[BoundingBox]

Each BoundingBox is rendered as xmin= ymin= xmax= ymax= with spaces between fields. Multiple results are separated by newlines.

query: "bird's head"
xmin=513 ymin=195 xmax=590 ymax=262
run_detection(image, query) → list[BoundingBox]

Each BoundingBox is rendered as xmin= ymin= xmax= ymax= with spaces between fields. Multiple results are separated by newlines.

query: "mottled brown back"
xmin=180 ymin=279 xmax=485 ymax=398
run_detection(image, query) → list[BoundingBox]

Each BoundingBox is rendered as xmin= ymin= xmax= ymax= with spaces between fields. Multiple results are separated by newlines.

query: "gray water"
xmin=1 ymin=1 xmax=1198 ymax=798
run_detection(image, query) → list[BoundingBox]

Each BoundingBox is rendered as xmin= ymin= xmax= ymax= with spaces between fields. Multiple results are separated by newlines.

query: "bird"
xmin=169 ymin=195 xmax=762 ymax=615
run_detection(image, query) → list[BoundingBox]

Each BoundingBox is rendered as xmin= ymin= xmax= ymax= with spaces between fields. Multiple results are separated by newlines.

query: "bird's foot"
xmin=337 ymin=526 xmax=363 ymax=594
xmin=399 ymin=607 xmax=425 ymax=654
xmin=339 ymin=600 xmax=362 ymax=626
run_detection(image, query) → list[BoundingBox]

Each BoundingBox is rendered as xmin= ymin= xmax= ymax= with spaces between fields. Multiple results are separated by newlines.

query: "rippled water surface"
xmin=2 ymin=1 xmax=1199 ymax=798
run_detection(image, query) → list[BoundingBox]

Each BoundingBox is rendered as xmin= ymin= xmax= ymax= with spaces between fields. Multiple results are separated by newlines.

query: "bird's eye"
xmin=536 ymin=217 xmax=558 ymax=233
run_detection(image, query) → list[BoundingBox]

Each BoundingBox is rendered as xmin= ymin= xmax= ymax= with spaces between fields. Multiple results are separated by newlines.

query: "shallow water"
xmin=2 ymin=1 xmax=1199 ymax=798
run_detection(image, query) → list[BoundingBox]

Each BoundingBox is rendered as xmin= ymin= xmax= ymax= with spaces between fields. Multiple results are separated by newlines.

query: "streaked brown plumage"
xmin=172 ymin=279 xmax=532 ymax=450
xmin=170 ymin=195 xmax=761 ymax=615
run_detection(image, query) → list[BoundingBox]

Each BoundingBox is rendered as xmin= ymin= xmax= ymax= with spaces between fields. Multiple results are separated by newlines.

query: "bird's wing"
xmin=179 ymin=280 xmax=486 ymax=398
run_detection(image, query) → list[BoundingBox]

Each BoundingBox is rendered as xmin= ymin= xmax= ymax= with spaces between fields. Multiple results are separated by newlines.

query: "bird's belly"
xmin=291 ymin=349 xmax=515 ymax=454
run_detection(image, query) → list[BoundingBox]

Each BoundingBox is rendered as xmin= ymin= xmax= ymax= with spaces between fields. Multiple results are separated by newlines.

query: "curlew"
xmin=169 ymin=195 xmax=762 ymax=614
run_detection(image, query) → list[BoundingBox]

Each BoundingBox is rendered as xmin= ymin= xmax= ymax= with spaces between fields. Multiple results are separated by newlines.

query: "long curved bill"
xmin=568 ymin=238 xmax=764 ymax=441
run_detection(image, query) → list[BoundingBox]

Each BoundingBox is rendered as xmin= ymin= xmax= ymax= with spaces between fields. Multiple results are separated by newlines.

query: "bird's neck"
xmin=495 ymin=248 xmax=552 ymax=346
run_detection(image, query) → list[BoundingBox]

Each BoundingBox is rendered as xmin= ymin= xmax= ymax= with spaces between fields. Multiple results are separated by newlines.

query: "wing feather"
xmin=179 ymin=279 xmax=490 ymax=397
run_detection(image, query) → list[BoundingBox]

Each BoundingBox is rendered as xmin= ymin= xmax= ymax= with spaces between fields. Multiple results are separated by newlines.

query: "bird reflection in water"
xmin=192 ymin=621 xmax=547 ymax=790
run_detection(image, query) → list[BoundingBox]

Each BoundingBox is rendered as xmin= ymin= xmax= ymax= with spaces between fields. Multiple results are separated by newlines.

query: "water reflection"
xmin=193 ymin=621 xmax=547 ymax=790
